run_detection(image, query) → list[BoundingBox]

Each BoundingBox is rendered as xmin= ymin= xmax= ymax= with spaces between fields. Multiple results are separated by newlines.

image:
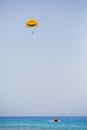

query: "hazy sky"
xmin=0 ymin=0 xmax=87 ymax=116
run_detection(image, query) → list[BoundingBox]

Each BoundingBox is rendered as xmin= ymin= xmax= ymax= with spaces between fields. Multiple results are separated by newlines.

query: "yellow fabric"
xmin=26 ymin=19 xmax=38 ymax=28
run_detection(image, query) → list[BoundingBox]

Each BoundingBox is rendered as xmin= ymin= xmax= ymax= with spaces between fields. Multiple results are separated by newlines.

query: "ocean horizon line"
xmin=0 ymin=115 xmax=87 ymax=118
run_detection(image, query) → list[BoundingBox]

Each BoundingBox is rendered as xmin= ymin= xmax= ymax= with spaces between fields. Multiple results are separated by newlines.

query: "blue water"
xmin=0 ymin=116 xmax=87 ymax=130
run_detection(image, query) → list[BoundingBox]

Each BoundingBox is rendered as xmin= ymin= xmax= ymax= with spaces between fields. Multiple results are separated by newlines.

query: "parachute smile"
xmin=26 ymin=18 xmax=38 ymax=30
xmin=28 ymin=24 xmax=36 ymax=26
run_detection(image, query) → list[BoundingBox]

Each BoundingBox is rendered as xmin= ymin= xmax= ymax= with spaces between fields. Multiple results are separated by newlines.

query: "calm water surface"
xmin=0 ymin=116 xmax=87 ymax=130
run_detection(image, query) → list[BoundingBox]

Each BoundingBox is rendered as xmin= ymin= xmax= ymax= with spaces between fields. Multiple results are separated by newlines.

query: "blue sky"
xmin=0 ymin=0 xmax=87 ymax=116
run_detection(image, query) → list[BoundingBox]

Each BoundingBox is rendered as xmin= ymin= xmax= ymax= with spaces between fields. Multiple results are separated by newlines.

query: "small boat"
xmin=53 ymin=118 xmax=58 ymax=122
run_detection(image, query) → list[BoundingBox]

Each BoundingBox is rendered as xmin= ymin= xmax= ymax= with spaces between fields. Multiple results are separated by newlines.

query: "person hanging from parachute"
xmin=26 ymin=18 xmax=38 ymax=34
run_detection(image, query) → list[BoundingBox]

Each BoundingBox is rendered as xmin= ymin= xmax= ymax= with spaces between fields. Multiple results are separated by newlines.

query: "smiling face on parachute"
xmin=26 ymin=19 xmax=38 ymax=28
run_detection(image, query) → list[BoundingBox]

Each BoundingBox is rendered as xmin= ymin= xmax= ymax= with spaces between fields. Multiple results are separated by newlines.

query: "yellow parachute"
xmin=26 ymin=18 xmax=38 ymax=34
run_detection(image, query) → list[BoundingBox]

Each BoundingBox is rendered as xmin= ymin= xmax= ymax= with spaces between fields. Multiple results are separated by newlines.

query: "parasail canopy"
xmin=26 ymin=18 xmax=38 ymax=28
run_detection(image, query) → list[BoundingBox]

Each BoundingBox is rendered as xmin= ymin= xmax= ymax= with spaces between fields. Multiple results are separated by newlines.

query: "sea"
xmin=0 ymin=116 xmax=87 ymax=130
